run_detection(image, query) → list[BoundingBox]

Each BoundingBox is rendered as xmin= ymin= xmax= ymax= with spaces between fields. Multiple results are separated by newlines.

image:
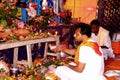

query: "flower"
xmin=33 ymin=16 xmax=50 ymax=29
xmin=59 ymin=9 xmax=72 ymax=24
xmin=32 ymin=8 xmax=53 ymax=29
xmin=17 ymin=21 xmax=24 ymax=28
xmin=0 ymin=1 xmax=18 ymax=28
xmin=31 ymin=2 xmax=38 ymax=9
xmin=26 ymin=3 xmax=37 ymax=18
xmin=60 ymin=10 xmax=72 ymax=19
xmin=0 ymin=60 xmax=9 ymax=74
xmin=41 ymin=8 xmax=51 ymax=16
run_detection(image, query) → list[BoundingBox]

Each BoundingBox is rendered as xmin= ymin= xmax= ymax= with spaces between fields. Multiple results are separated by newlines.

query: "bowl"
xmin=59 ymin=52 xmax=66 ymax=57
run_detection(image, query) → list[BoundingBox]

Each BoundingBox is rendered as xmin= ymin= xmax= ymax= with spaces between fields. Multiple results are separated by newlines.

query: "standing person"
xmin=53 ymin=23 xmax=106 ymax=80
xmin=90 ymin=19 xmax=115 ymax=60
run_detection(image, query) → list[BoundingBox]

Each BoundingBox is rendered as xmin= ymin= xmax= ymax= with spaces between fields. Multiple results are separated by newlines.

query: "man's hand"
xmin=51 ymin=45 xmax=67 ymax=52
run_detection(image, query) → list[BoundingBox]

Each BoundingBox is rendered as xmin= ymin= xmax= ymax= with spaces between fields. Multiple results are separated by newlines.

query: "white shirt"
xmin=55 ymin=40 xmax=106 ymax=80
xmin=79 ymin=40 xmax=105 ymax=80
xmin=91 ymin=27 xmax=114 ymax=59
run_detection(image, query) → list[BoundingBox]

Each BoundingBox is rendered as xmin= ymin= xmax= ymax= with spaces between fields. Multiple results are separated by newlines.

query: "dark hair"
xmin=76 ymin=23 xmax=92 ymax=37
xmin=90 ymin=19 xmax=100 ymax=27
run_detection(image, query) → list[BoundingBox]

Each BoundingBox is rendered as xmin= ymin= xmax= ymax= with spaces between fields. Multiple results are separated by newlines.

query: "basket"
xmin=111 ymin=41 xmax=120 ymax=55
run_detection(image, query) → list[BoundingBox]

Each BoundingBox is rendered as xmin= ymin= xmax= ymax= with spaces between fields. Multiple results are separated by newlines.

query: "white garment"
xmin=53 ymin=0 xmax=63 ymax=14
xmin=55 ymin=40 xmax=106 ymax=80
xmin=26 ymin=3 xmax=37 ymax=18
xmin=91 ymin=27 xmax=114 ymax=60
xmin=96 ymin=27 xmax=109 ymax=46
xmin=59 ymin=0 xmax=63 ymax=11
xmin=53 ymin=0 xmax=59 ymax=14
xmin=42 ymin=0 xmax=48 ymax=10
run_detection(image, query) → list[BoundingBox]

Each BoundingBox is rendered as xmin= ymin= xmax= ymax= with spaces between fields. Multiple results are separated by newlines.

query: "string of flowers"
xmin=0 ymin=1 xmax=18 ymax=28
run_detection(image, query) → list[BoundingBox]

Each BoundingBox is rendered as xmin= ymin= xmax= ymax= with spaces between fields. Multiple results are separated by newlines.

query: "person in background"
xmin=90 ymin=19 xmax=115 ymax=60
xmin=68 ymin=23 xmax=81 ymax=49
xmin=52 ymin=23 xmax=106 ymax=80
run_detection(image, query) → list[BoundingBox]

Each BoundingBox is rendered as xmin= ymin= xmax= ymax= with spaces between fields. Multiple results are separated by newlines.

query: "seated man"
xmin=52 ymin=23 xmax=106 ymax=80
xmin=90 ymin=19 xmax=115 ymax=60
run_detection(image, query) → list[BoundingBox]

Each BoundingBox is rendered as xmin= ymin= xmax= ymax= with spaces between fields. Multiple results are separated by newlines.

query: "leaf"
xmin=0 ymin=19 xmax=7 ymax=26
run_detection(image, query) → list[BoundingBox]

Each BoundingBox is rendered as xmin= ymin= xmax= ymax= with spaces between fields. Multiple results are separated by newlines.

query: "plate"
xmin=68 ymin=62 xmax=76 ymax=66
xmin=105 ymin=70 xmax=120 ymax=77
xmin=0 ymin=38 xmax=6 ymax=42
xmin=114 ymin=70 xmax=120 ymax=74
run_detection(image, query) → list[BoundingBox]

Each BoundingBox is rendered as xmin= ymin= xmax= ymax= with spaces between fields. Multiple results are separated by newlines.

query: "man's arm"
xmin=52 ymin=45 xmax=76 ymax=56
xmin=62 ymin=48 xmax=76 ymax=56
xmin=67 ymin=62 xmax=85 ymax=73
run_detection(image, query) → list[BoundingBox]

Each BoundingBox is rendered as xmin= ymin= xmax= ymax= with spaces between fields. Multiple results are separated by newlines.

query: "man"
xmin=53 ymin=23 xmax=106 ymax=80
xmin=90 ymin=19 xmax=115 ymax=60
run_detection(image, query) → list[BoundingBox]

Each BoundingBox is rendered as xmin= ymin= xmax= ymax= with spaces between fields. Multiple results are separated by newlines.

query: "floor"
xmin=104 ymin=54 xmax=120 ymax=80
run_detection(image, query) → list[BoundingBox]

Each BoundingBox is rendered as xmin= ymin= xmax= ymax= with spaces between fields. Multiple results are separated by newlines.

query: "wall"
xmin=64 ymin=0 xmax=98 ymax=24
xmin=98 ymin=0 xmax=120 ymax=33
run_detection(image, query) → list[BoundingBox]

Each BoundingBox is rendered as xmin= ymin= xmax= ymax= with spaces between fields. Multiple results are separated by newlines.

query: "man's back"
xmin=78 ymin=39 xmax=105 ymax=80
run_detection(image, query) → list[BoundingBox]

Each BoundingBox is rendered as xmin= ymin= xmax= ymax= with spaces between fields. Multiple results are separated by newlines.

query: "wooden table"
xmin=0 ymin=36 xmax=60 ymax=67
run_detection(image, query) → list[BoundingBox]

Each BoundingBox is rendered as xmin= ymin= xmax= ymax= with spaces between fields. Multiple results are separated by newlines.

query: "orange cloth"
xmin=74 ymin=40 xmax=102 ymax=64
xmin=105 ymin=59 xmax=120 ymax=70
xmin=104 ymin=58 xmax=120 ymax=80
xmin=105 ymin=76 xmax=116 ymax=80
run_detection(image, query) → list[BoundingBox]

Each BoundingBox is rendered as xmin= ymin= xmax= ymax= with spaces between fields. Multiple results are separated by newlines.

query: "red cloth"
xmin=105 ymin=59 xmax=120 ymax=70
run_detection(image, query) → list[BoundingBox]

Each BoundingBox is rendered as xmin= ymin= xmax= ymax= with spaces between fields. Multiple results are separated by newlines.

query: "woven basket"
xmin=111 ymin=41 xmax=120 ymax=55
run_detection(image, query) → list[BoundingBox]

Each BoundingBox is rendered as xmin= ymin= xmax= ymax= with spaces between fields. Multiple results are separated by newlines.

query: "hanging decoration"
xmin=26 ymin=2 xmax=37 ymax=18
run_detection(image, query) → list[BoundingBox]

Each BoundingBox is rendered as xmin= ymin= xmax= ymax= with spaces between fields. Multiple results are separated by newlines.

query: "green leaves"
xmin=0 ymin=68 xmax=5 ymax=73
xmin=0 ymin=19 xmax=7 ymax=27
